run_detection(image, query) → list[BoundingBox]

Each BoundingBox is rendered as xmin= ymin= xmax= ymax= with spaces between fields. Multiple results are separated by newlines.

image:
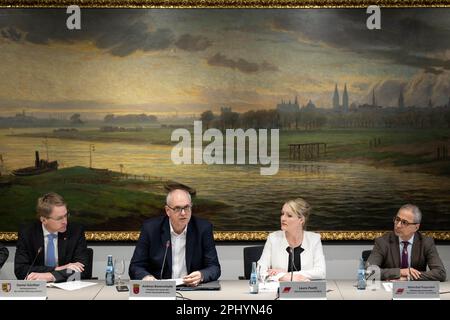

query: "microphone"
xmin=160 ymin=240 xmax=170 ymax=280
xmin=365 ymin=270 xmax=375 ymax=281
xmin=286 ymin=247 xmax=294 ymax=281
xmin=25 ymin=247 xmax=42 ymax=280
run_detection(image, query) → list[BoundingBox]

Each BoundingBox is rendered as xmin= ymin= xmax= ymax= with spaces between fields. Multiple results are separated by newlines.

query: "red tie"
xmin=401 ymin=241 xmax=409 ymax=269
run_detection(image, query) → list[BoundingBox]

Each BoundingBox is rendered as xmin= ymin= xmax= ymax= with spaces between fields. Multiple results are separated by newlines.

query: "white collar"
xmin=170 ymin=222 xmax=187 ymax=237
xmin=282 ymin=230 xmax=306 ymax=250
xmin=42 ymin=224 xmax=57 ymax=238
xmin=399 ymin=234 xmax=414 ymax=245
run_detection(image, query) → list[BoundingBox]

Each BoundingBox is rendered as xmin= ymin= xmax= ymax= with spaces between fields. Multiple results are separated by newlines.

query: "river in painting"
xmin=1 ymin=128 xmax=449 ymax=231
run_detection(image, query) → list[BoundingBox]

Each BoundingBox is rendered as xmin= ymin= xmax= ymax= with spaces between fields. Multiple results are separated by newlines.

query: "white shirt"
xmin=42 ymin=225 xmax=59 ymax=266
xmin=398 ymin=234 xmax=414 ymax=268
xmin=170 ymin=223 xmax=188 ymax=279
xmin=257 ymin=230 xmax=326 ymax=280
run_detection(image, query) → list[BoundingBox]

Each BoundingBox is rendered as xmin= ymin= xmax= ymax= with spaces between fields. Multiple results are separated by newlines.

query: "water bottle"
xmin=357 ymin=257 xmax=366 ymax=290
xmin=105 ymin=255 xmax=115 ymax=286
xmin=249 ymin=262 xmax=259 ymax=294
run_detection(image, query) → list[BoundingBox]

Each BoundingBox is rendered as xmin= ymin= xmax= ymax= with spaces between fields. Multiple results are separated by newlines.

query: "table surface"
xmin=44 ymin=280 xmax=450 ymax=300
xmin=47 ymin=282 xmax=104 ymax=300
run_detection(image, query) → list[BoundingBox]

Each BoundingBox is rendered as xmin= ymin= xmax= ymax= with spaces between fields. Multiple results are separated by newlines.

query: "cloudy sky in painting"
xmin=0 ymin=8 xmax=449 ymax=117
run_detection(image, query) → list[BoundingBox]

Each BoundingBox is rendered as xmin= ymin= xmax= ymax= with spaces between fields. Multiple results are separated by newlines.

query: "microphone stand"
xmin=160 ymin=240 xmax=170 ymax=280
xmin=25 ymin=247 xmax=42 ymax=279
xmin=365 ymin=270 xmax=375 ymax=281
xmin=290 ymin=247 xmax=294 ymax=282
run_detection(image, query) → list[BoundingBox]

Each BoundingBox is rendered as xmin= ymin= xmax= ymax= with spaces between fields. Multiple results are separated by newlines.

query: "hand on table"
xmin=183 ymin=271 xmax=203 ymax=287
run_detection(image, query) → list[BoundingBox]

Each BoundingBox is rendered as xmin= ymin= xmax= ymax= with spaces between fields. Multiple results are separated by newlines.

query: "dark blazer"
xmin=0 ymin=242 xmax=9 ymax=269
xmin=129 ymin=215 xmax=221 ymax=282
xmin=367 ymin=231 xmax=446 ymax=281
xmin=14 ymin=221 xmax=89 ymax=282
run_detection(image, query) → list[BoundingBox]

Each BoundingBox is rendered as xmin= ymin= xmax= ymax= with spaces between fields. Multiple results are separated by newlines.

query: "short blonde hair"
xmin=284 ymin=198 xmax=311 ymax=229
xmin=36 ymin=192 xmax=66 ymax=218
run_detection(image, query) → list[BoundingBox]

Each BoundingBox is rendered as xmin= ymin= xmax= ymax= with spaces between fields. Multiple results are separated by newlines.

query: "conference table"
xmin=43 ymin=280 xmax=450 ymax=300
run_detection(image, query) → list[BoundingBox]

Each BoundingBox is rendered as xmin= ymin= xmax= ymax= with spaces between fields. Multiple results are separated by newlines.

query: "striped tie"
xmin=401 ymin=241 xmax=409 ymax=269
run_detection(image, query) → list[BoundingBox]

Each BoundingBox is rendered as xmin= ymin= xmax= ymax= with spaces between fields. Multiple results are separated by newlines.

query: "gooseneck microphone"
xmin=25 ymin=247 xmax=42 ymax=279
xmin=286 ymin=247 xmax=294 ymax=281
xmin=365 ymin=270 xmax=376 ymax=281
xmin=160 ymin=240 xmax=170 ymax=280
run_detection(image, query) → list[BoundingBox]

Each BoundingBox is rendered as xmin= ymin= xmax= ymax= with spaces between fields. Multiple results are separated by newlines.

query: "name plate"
xmin=279 ymin=281 xmax=327 ymax=300
xmin=0 ymin=281 xmax=47 ymax=300
xmin=129 ymin=280 xmax=176 ymax=300
xmin=393 ymin=281 xmax=440 ymax=300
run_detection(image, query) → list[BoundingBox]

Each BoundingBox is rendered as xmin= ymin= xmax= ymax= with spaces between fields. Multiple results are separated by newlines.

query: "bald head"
xmin=166 ymin=189 xmax=191 ymax=207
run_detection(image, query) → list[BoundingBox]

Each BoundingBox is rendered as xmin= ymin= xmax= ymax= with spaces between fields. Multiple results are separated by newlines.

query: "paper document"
xmin=382 ymin=282 xmax=393 ymax=292
xmin=160 ymin=278 xmax=184 ymax=286
xmin=268 ymin=272 xmax=286 ymax=281
xmin=47 ymin=281 xmax=98 ymax=291
xmin=259 ymin=281 xmax=279 ymax=292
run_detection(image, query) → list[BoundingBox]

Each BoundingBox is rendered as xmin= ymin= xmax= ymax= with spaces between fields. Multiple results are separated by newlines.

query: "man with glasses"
xmin=367 ymin=204 xmax=446 ymax=281
xmin=14 ymin=192 xmax=89 ymax=282
xmin=129 ymin=186 xmax=221 ymax=286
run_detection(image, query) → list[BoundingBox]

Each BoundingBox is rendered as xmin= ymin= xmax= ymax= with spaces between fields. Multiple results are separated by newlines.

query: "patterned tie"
xmin=401 ymin=241 xmax=409 ymax=269
xmin=46 ymin=233 xmax=57 ymax=267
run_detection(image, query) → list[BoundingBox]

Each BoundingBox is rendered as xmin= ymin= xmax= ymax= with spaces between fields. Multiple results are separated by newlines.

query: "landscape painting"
xmin=0 ymin=7 xmax=449 ymax=240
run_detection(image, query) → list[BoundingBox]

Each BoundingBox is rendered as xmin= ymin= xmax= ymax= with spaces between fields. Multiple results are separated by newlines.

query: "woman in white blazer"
xmin=257 ymin=198 xmax=326 ymax=281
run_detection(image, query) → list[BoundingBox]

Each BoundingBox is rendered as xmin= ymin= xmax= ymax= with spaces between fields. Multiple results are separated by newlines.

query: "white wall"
xmin=1 ymin=244 xmax=449 ymax=281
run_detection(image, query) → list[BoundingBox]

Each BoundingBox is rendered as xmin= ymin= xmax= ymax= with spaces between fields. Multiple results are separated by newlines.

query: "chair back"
xmin=362 ymin=250 xmax=372 ymax=263
xmin=243 ymin=246 xmax=264 ymax=280
xmin=83 ymin=247 xmax=94 ymax=279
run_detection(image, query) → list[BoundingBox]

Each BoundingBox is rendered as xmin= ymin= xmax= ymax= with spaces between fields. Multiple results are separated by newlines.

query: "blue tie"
xmin=46 ymin=233 xmax=57 ymax=267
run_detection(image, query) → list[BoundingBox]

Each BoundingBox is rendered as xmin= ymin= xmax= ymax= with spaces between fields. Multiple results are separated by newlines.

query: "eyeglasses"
xmin=393 ymin=216 xmax=418 ymax=227
xmin=166 ymin=204 xmax=192 ymax=214
xmin=47 ymin=212 xmax=70 ymax=221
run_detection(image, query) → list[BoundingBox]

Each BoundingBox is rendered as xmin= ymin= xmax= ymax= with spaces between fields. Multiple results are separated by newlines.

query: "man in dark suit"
xmin=0 ymin=242 xmax=8 ymax=270
xmin=129 ymin=187 xmax=221 ymax=286
xmin=368 ymin=204 xmax=446 ymax=281
xmin=14 ymin=192 xmax=89 ymax=282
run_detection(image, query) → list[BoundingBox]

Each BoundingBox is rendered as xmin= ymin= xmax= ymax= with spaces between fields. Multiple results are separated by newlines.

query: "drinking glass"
xmin=114 ymin=258 xmax=126 ymax=288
